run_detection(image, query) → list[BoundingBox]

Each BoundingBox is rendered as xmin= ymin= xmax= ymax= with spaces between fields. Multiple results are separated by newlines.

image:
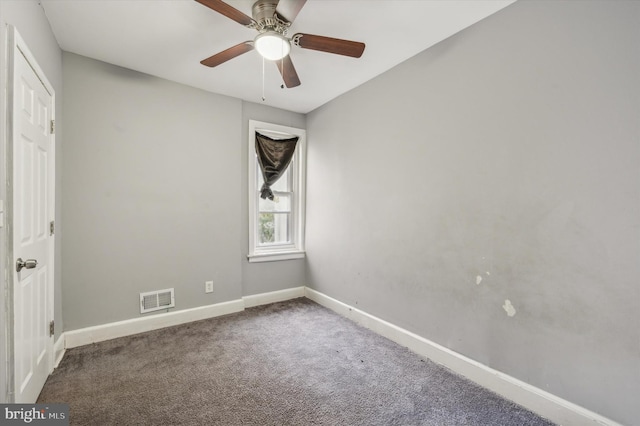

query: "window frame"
xmin=248 ymin=120 xmax=306 ymax=262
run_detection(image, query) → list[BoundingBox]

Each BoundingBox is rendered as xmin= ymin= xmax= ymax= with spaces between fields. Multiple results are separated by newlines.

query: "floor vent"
xmin=140 ymin=288 xmax=175 ymax=314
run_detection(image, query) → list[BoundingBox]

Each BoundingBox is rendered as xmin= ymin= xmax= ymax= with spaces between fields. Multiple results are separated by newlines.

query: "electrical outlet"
xmin=205 ymin=281 xmax=214 ymax=294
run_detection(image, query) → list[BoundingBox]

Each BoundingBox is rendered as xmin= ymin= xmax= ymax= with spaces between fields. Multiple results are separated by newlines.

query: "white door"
xmin=10 ymin=27 xmax=55 ymax=403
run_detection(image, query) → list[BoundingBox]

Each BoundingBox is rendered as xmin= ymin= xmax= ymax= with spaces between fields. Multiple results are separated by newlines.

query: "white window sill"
xmin=247 ymin=251 xmax=306 ymax=263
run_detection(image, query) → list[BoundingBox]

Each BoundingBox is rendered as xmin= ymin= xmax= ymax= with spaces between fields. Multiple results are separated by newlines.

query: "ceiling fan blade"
xmin=195 ymin=0 xmax=256 ymax=27
xmin=275 ymin=0 xmax=307 ymax=24
xmin=275 ymin=55 xmax=301 ymax=88
xmin=201 ymin=42 xmax=254 ymax=67
xmin=293 ymin=33 xmax=365 ymax=58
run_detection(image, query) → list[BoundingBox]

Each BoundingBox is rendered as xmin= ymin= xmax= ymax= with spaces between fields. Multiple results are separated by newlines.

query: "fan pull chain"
xmin=262 ymin=56 xmax=266 ymax=102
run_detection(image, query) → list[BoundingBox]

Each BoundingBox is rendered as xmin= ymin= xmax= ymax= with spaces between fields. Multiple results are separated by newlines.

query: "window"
xmin=248 ymin=120 xmax=306 ymax=262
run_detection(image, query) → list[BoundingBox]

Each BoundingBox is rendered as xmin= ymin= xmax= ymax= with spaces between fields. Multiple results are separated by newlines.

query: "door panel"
xmin=12 ymin=33 xmax=54 ymax=403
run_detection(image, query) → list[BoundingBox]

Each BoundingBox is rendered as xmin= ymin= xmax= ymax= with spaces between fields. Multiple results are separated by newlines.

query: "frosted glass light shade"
xmin=255 ymin=32 xmax=290 ymax=61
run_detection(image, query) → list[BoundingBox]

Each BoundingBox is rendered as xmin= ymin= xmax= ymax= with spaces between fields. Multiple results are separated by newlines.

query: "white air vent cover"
xmin=140 ymin=288 xmax=175 ymax=314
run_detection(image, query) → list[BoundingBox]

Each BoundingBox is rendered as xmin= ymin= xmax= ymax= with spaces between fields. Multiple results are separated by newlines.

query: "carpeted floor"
xmin=38 ymin=298 xmax=556 ymax=425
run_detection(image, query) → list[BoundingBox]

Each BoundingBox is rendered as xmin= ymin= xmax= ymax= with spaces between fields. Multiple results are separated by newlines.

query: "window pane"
xmin=258 ymin=212 xmax=290 ymax=245
xmin=259 ymin=194 xmax=291 ymax=212
xmin=271 ymin=164 xmax=291 ymax=192
xmin=256 ymin=161 xmax=263 ymax=187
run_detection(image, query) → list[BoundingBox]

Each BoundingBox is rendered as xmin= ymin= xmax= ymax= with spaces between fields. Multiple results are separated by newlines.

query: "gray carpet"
xmin=38 ymin=298 xmax=555 ymax=425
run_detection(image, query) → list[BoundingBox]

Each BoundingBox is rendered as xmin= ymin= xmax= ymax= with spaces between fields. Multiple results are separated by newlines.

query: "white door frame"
xmin=5 ymin=25 xmax=56 ymax=403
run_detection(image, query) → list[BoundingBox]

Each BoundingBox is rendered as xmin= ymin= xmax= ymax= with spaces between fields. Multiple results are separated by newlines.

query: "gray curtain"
xmin=255 ymin=132 xmax=299 ymax=200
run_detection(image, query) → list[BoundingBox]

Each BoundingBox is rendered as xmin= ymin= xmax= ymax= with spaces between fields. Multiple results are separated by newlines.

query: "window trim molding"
xmin=248 ymin=120 xmax=306 ymax=262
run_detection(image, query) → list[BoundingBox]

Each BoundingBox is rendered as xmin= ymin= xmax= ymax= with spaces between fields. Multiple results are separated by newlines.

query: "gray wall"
xmin=61 ymin=53 xmax=306 ymax=330
xmin=240 ymin=102 xmax=306 ymax=296
xmin=305 ymin=1 xmax=639 ymax=424
xmin=61 ymin=53 xmax=244 ymax=329
xmin=0 ymin=0 xmax=63 ymax=402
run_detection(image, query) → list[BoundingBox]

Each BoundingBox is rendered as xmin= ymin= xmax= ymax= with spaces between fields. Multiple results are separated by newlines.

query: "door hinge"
xmin=49 ymin=320 xmax=55 ymax=337
xmin=50 ymin=119 xmax=55 ymax=134
xmin=50 ymin=220 xmax=55 ymax=236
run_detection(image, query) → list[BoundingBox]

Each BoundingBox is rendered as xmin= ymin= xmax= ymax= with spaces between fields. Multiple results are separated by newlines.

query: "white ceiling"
xmin=40 ymin=0 xmax=515 ymax=114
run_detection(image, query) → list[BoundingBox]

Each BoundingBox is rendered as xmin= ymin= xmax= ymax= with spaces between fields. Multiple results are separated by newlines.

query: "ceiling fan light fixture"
xmin=255 ymin=32 xmax=290 ymax=61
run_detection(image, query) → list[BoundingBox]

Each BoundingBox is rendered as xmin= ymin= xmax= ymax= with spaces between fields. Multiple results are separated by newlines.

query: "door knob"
xmin=16 ymin=258 xmax=37 ymax=272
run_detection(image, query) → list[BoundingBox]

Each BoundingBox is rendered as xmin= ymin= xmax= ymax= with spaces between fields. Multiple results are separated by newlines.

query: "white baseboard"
xmin=243 ymin=286 xmax=305 ymax=308
xmin=53 ymin=334 xmax=66 ymax=368
xmin=304 ymin=287 xmax=621 ymax=426
xmin=65 ymin=299 xmax=245 ymax=349
xmin=63 ymin=287 xmax=307 ymax=350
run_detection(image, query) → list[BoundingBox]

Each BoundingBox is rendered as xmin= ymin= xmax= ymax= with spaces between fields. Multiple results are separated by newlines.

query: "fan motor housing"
xmin=252 ymin=0 xmax=289 ymax=34
xmin=252 ymin=1 xmax=277 ymax=22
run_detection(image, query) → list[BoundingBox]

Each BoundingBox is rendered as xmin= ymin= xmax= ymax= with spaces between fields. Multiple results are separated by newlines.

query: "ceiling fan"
xmin=195 ymin=0 xmax=366 ymax=88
